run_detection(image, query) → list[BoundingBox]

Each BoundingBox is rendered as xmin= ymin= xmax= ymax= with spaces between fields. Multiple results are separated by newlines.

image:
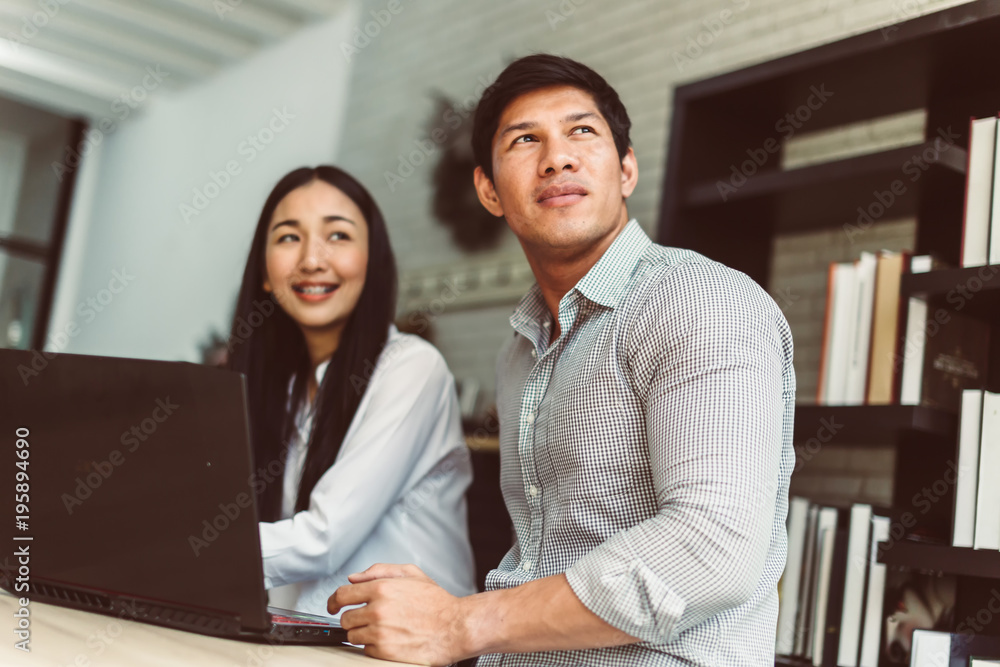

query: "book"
xmin=812 ymin=507 xmax=843 ymax=666
xmin=953 ymin=390 xmax=984 ymax=547
xmin=867 ymin=251 xmax=908 ymax=404
xmin=882 ymin=572 xmax=956 ymax=665
xmin=992 ymin=112 xmax=1000 ymax=266
xmin=908 ymin=629 xmax=1000 ymax=667
xmin=819 ymin=263 xmax=859 ymax=404
xmin=845 ymin=252 xmax=878 ymax=405
xmin=777 ymin=497 xmax=811 ymax=655
xmin=837 ymin=504 xmax=872 ymax=666
xmin=962 ymin=116 xmax=997 ymax=268
xmin=858 ymin=515 xmax=890 ymax=667
xmin=899 ymin=297 xmax=928 ymax=405
xmin=976 ymin=392 xmax=1000 ymax=549
xmin=795 ymin=505 xmax=821 ymax=658
xmin=919 ymin=311 xmax=991 ymax=411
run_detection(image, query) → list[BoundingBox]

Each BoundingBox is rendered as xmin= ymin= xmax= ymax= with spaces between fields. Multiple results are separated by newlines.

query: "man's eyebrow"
xmin=497 ymin=111 xmax=602 ymax=141
xmin=270 ymin=215 xmax=356 ymax=231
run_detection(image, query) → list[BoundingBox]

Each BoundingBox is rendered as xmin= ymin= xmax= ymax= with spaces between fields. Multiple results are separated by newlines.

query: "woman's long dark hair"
xmin=227 ymin=166 xmax=397 ymax=521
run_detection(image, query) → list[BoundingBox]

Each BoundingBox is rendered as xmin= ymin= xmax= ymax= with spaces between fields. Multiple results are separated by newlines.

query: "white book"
xmin=910 ymin=629 xmax=952 ymax=667
xmin=954 ymin=390 xmax=985 ymax=547
xmin=845 ymin=253 xmax=877 ymax=405
xmin=910 ymin=255 xmax=934 ymax=273
xmin=795 ymin=505 xmax=821 ymax=658
xmin=971 ymin=660 xmax=1000 ymax=666
xmin=899 ymin=297 xmax=928 ymax=405
xmin=991 ymin=113 xmax=1000 ymax=265
xmin=824 ymin=263 xmax=858 ymax=405
xmin=776 ymin=497 xmax=811 ymax=655
xmin=962 ymin=116 xmax=997 ymax=268
xmin=975 ymin=392 xmax=1000 ymax=550
xmin=811 ymin=507 xmax=839 ymax=666
xmin=837 ymin=504 xmax=872 ymax=666
xmin=858 ymin=516 xmax=891 ymax=667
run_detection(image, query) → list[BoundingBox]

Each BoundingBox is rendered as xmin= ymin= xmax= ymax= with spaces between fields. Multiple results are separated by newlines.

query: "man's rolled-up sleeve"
xmin=565 ymin=263 xmax=789 ymax=644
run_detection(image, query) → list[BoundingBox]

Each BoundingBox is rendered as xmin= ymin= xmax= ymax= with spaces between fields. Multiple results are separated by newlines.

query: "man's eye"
xmin=572 ymin=126 xmax=594 ymax=134
xmin=513 ymin=135 xmax=536 ymax=144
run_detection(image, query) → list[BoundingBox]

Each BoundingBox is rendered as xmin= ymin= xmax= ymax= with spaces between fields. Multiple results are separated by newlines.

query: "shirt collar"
xmin=574 ymin=219 xmax=650 ymax=309
xmin=509 ymin=219 xmax=650 ymax=338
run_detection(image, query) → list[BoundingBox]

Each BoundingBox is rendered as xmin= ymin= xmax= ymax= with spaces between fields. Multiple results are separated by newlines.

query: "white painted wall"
xmin=47 ymin=4 xmax=359 ymax=361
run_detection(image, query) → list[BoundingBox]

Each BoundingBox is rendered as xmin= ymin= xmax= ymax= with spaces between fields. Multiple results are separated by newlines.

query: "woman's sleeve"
xmin=258 ymin=339 xmax=460 ymax=588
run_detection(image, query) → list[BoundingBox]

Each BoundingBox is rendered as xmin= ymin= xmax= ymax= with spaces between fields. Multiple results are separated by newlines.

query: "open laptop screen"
xmin=0 ymin=350 xmax=270 ymax=632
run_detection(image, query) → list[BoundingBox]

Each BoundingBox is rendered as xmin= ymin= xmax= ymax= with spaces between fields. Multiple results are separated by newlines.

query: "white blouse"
xmin=259 ymin=325 xmax=477 ymax=616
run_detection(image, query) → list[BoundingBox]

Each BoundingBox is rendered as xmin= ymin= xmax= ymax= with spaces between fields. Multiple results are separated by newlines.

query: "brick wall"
xmin=334 ymin=0 xmax=974 ymax=506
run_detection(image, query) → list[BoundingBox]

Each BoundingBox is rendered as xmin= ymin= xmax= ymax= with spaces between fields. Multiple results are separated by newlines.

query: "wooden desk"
xmin=0 ymin=593 xmax=419 ymax=666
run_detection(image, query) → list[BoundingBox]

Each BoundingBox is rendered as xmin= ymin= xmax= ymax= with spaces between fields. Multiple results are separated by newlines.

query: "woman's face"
xmin=263 ymin=179 xmax=369 ymax=340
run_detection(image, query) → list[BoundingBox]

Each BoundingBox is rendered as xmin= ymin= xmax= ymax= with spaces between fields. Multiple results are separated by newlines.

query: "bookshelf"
xmin=656 ymin=1 xmax=1000 ymax=664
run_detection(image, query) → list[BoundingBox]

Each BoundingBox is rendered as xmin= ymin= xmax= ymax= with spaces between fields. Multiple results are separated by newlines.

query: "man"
xmin=329 ymin=54 xmax=795 ymax=666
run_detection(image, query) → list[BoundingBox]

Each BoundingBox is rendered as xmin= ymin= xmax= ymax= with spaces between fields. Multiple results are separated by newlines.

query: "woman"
xmin=227 ymin=165 xmax=476 ymax=616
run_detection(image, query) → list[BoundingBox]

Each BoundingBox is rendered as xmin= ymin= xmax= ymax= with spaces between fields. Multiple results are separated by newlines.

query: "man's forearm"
xmin=457 ymin=573 xmax=638 ymax=658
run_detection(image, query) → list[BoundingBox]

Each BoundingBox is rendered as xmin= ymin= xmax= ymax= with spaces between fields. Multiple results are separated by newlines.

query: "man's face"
xmin=474 ymin=85 xmax=637 ymax=256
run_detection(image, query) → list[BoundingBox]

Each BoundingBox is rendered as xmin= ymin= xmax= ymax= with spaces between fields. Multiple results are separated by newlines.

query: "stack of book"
xmin=817 ymin=253 xmax=991 ymax=409
xmin=962 ymin=115 xmax=1000 ymax=268
xmin=777 ymin=499 xmax=958 ymax=666
xmin=953 ymin=390 xmax=1000 ymax=550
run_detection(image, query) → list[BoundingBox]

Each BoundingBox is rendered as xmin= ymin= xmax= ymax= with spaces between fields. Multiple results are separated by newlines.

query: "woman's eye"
xmin=329 ymin=231 xmax=350 ymax=241
xmin=277 ymin=233 xmax=298 ymax=243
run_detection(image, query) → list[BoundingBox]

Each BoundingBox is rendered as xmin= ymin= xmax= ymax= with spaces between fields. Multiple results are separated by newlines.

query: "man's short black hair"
xmin=472 ymin=54 xmax=632 ymax=181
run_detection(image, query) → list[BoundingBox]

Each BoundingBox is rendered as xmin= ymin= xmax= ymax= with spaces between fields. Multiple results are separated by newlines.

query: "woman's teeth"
xmin=294 ymin=285 xmax=336 ymax=294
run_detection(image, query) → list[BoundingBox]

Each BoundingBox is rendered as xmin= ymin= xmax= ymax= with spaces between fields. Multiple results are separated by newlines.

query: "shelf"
xmin=680 ymin=141 xmax=966 ymax=233
xmin=902 ymin=266 xmax=1000 ymax=322
xmin=775 ymin=656 xmax=811 ymax=667
xmin=793 ymin=404 xmax=957 ymax=443
xmin=877 ymin=540 xmax=1000 ymax=579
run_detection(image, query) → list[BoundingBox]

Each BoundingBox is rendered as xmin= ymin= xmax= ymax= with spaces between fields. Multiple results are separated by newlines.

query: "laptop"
xmin=0 ymin=348 xmax=349 ymax=645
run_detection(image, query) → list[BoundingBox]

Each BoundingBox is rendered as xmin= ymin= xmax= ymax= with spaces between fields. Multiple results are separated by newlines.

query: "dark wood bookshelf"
xmin=902 ymin=266 xmax=1000 ymax=322
xmin=655 ymin=2 xmax=1000 ymax=664
xmin=877 ymin=541 xmax=1000 ymax=579
xmin=682 ymin=141 xmax=967 ymax=234
xmin=775 ymin=655 xmax=812 ymax=667
xmin=793 ymin=404 xmax=956 ymax=443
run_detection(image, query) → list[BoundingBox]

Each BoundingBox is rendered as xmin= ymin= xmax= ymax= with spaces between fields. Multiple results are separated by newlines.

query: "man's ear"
xmin=473 ymin=166 xmax=505 ymax=217
xmin=620 ymin=147 xmax=638 ymax=199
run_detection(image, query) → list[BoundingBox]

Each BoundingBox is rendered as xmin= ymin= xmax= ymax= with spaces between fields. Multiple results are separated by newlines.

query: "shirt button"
xmin=530 ymin=349 xmax=537 ymax=359
xmin=522 ymin=560 xmax=533 ymax=571
xmin=529 ymin=485 xmax=539 ymax=497
xmin=525 ymin=411 xmax=535 ymax=425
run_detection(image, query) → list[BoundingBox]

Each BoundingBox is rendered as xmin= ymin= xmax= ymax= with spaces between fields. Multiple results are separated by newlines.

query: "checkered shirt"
xmin=478 ymin=219 xmax=796 ymax=666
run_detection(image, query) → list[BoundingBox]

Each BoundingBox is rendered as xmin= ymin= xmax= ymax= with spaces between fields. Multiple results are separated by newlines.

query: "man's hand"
xmin=329 ymin=563 xmax=468 ymax=666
